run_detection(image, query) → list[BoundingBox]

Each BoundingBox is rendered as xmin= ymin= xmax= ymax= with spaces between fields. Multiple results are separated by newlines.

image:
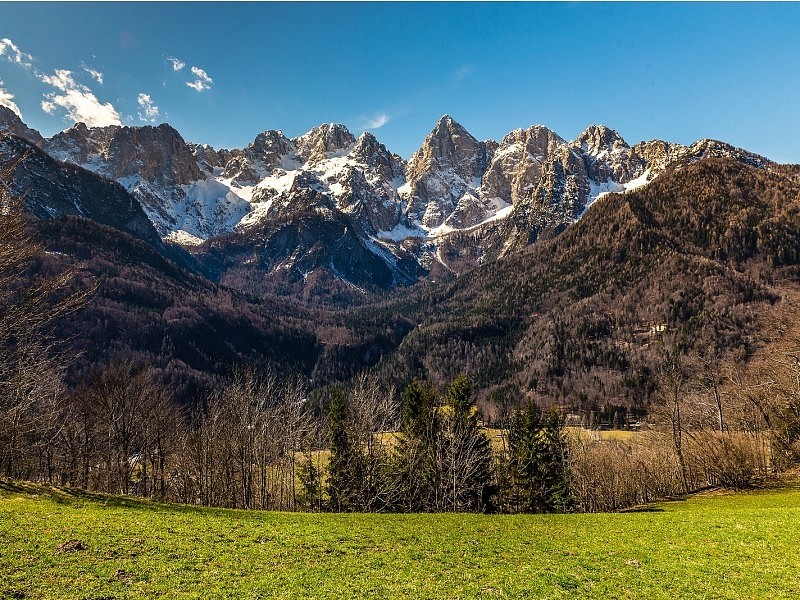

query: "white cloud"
xmin=0 ymin=39 xmax=117 ymax=127
xmin=453 ymin=65 xmax=473 ymax=82
xmin=41 ymin=69 xmax=83 ymax=93
xmin=186 ymin=66 xmax=212 ymax=92
xmin=137 ymin=93 xmax=159 ymax=122
xmin=167 ymin=56 xmax=185 ymax=71
xmin=0 ymin=38 xmax=33 ymax=68
xmin=366 ymin=113 xmax=390 ymax=129
xmin=186 ymin=80 xmax=207 ymax=93
xmin=0 ymin=80 xmax=22 ymax=118
xmin=82 ymin=65 xmax=104 ymax=84
xmin=39 ymin=69 xmax=121 ymax=127
xmin=190 ymin=66 xmax=211 ymax=81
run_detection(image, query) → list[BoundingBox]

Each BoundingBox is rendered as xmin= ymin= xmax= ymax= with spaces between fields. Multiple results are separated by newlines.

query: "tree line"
xmin=6 ymin=340 xmax=798 ymax=514
xmin=1 ymin=338 xmax=572 ymax=514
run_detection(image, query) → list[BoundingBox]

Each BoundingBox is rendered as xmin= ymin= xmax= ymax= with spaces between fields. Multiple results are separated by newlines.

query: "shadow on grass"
xmin=0 ymin=479 xmax=242 ymax=518
xmin=618 ymin=506 xmax=665 ymax=513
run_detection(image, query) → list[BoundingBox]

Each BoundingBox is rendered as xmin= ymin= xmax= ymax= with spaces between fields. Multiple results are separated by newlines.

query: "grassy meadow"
xmin=1 ymin=480 xmax=799 ymax=599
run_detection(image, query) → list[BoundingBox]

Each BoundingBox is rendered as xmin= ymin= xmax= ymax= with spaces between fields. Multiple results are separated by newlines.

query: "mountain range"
xmin=1 ymin=105 xmax=797 ymax=407
xmin=0 ymin=105 xmax=771 ymax=297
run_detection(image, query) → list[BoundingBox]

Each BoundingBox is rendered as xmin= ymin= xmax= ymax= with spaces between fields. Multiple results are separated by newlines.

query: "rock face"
xmin=7 ymin=109 xmax=779 ymax=295
xmin=44 ymin=123 xmax=247 ymax=241
xmin=483 ymin=126 xmax=564 ymax=205
xmin=294 ymin=123 xmax=356 ymax=163
xmin=401 ymin=115 xmax=494 ymax=228
xmin=575 ymin=125 xmax=646 ymax=184
xmin=188 ymin=143 xmax=231 ymax=174
xmin=0 ymin=106 xmax=44 ymax=147
xmin=218 ymin=130 xmax=297 ymax=186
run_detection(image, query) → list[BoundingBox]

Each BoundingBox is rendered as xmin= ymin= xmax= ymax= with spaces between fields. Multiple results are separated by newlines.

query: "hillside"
xmin=333 ymin=159 xmax=800 ymax=408
xmin=2 ymin=480 xmax=800 ymax=598
xmin=8 ymin=157 xmax=799 ymax=406
xmin=32 ymin=217 xmax=321 ymax=400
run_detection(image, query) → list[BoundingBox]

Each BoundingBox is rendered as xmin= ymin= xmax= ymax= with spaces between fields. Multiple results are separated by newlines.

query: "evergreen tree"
xmin=395 ymin=379 xmax=441 ymax=511
xmin=442 ymin=375 xmax=494 ymax=512
xmin=325 ymin=377 xmax=397 ymax=512
xmin=326 ymin=388 xmax=357 ymax=511
xmin=298 ymin=454 xmax=322 ymax=511
xmin=402 ymin=379 xmax=436 ymax=438
xmin=506 ymin=403 xmax=572 ymax=513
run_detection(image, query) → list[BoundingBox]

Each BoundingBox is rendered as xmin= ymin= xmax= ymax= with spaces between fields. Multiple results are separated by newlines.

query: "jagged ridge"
xmin=0 ymin=107 xmax=777 ymax=294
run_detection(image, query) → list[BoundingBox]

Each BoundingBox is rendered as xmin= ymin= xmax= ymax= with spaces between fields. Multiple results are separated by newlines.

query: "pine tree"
xmin=442 ymin=375 xmax=494 ymax=512
xmin=395 ymin=379 xmax=441 ymax=511
xmin=326 ymin=388 xmax=357 ymax=511
xmin=506 ymin=403 xmax=572 ymax=513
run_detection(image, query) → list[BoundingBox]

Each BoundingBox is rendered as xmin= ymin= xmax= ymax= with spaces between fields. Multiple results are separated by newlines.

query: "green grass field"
xmin=2 ymin=481 xmax=799 ymax=599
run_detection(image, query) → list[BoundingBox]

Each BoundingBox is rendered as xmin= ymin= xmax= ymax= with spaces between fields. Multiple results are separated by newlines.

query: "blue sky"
xmin=1 ymin=2 xmax=799 ymax=162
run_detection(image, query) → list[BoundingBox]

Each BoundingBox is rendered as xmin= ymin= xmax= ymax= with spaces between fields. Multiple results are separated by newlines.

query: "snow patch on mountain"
xmin=377 ymin=222 xmax=427 ymax=241
xmin=430 ymin=203 xmax=515 ymax=237
xmin=165 ymin=230 xmax=206 ymax=246
xmin=179 ymin=178 xmax=249 ymax=234
xmin=581 ymin=169 xmax=654 ymax=217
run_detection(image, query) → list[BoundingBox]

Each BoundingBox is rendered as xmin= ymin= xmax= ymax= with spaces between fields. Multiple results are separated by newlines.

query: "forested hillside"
xmin=33 ymin=216 xmax=320 ymax=400
xmin=331 ymin=160 xmax=800 ymax=411
xmin=10 ymin=157 xmax=800 ymax=409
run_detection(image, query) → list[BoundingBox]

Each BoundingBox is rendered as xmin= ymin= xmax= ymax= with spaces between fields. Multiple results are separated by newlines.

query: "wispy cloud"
xmin=0 ymin=37 xmax=121 ymax=128
xmin=0 ymin=38 xmax=33 ymax=68
xmin=137 ymin=93 xmax=159 ymax=122
xmin=186 ymin=66 xmax=213 ymax=92
xmin=0 ymin=80 xmax=22 ymax=118
xmin=453 ymin=64 xmax=473 ymax=82
xmin=40 ymin=69 xmax=121 ymax=127
xmin=167 ymin=56 xmax=185 ymax=71
xmin=365 ymin=112 xmax=390 ymax=130
xmin=82 ymin=65 xmax=104 ymax=84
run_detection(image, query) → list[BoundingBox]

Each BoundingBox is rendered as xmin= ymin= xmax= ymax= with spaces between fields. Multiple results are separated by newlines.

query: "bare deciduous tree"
xmin=0 ymin=166 xmax=89 ymax=479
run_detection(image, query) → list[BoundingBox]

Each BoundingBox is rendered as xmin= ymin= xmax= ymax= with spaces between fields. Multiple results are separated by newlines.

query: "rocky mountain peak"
xmin=575 ymin=124 xmax=628 ymax=154
xmin=215 ymin=130 xmax=292 ymax=186
xmin=45 ymin=122 xmax=202 ymax=187
xmin=0 ymin=106 xmax=44 ymax=147
xmin=44 ymin=123 xmax=118 ymax=166
xmin=432 ymin=113 xmax=464 ymax=135
xmin=105 ymin=123 xmax=204 ymax=186
xmin=351 ymin=131 xmax=401 ymax=181
xmin=688 ymin=139 xmax=772 ymax=169
xmin=43 ymin=122 xmax=250 ymax=241
xmin=482 ymin=125 xmax=569 ymax=206
xmin=294 ymin=123 xmax=356 ymax=163
xmin=407 ymin=115 xmax=487 ymax=181
xmin=190 ymin=143 xmax=233 ymax=174
xmin=222 ymin=129 xmax=298 ymax=183
xmin=501 ymin=125 xmax=565 ymax=152
xmin=573 ymin=124 xmax=645 ymax=184
xmin=250 ymin=129 xmax=295 ymax=159
xmin=402 ymin=116 xmax=494 ymax=228
xmin=354 ymin=130 xmax=379 ymax=150
xmin=631 ymin=139 xmax=680 ymax=173
xmin=425 ymin=115 xmax=477 ymax=155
